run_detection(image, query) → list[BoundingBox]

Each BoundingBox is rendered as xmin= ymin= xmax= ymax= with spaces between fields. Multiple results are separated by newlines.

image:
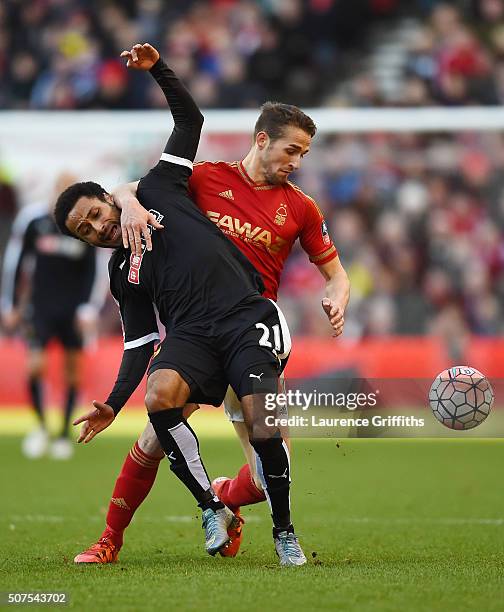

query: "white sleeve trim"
xmin=124 ymin=332 xmax=160 ymax=350
xmin=160 ymin=153 xmax=193 ymax=171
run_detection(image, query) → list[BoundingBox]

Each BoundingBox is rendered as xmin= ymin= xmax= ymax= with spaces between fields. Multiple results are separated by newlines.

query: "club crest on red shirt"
xmin=274 ymin=204 xmax=288 ymax=226
xmin=321 ymin=220 xmax=331 ymax=246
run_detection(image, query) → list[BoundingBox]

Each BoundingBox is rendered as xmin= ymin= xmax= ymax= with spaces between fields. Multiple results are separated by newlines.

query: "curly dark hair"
xmin=54 ymin=181 xmax=109 ymax=236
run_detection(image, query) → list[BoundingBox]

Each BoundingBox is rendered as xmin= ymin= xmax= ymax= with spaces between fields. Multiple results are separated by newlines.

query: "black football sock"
xmin=251 ymin=435 xmax=291 ymax=530
xmin=60 ymin=385 xmax=77 ymax=438
xmin=272 ymin=524 xmax=294 ymax=538
xmin=149 ymin=408 xmax=223 ymax=511
xmin=28 ymin=376 xmax=45 ymax=427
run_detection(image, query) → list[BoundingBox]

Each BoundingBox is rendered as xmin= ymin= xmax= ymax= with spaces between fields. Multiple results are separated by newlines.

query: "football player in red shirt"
xmin=74 ymin=43 xmax=349 ymax=564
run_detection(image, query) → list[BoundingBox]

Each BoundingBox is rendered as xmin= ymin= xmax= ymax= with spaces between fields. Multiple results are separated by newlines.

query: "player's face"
xmin=66 ymin=195 xmax=122 ymax=248
xmin=258 ymin=126 xmax=311 ymax=185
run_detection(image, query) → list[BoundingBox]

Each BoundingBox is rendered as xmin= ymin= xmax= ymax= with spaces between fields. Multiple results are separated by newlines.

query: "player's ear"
xmin=256 ymin=131 xmax=270 ymax=150
xmin=104 ymin=192 xmax=114 ymax=206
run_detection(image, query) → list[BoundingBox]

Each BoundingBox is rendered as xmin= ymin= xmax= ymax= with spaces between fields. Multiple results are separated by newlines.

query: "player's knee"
xmin=145 ymin=382 xmax=180 ymax=413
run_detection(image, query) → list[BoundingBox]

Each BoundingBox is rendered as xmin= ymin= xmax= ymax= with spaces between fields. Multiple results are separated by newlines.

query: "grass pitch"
xmin=1 ymin=412 xmax=504 ymax=611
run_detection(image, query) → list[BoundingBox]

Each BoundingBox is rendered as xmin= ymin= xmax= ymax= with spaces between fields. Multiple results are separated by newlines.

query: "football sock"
xmin=273 ymin=524 xmax=294 ymax=538
xmin=250 ymin=436 xmax=291 ymax=530
xmin=102 ymin=441 xmax=161 ymax=548
xmin=60 ymin=385 xmax=77 ymax=438
xmin=28 ymin=376 xmax=45 ymax=426
xmin=218 ymin=463 xmax=266 ymax=511
xmin=149 ymin=408 xmax=224 ymax=511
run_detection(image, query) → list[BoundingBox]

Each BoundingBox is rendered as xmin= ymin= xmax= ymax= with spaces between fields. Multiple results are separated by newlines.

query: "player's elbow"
xmin=186 ymin=109 xmax=204 ymax=129
xmin=193 ymin=110 xmax=204 ymax=131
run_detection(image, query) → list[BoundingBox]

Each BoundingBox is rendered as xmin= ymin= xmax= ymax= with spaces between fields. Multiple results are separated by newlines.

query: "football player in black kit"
xmin=0 ymin=173 xmax=103 ymax=460
xmin=53 ymin=43 xmax=306 ymax=566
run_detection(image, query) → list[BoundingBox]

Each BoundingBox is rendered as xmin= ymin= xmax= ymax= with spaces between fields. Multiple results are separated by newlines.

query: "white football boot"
xmin=50 ymin=437 xmax=74 ymax=460
xmin=21 ymin=427 xmax=49 ymax=459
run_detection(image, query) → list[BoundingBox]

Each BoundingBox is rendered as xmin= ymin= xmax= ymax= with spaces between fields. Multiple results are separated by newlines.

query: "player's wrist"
xmin=149 ymin=57 xmax=165 ymax=75
xmin=113 ymin=187 xmax=136 ymax=210
xmin=105 ymin=398 xmax=122 ymax=417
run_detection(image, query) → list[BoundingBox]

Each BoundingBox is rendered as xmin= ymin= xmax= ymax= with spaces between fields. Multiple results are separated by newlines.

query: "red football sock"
xmin=219 ymin=463 xmax=266 ymax=511
xmin=101 ymin=441 xmax=161 ymax=548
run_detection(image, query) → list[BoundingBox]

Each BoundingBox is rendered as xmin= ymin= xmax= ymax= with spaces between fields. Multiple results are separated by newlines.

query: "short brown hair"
xmin=254 ymin=102 xmax=316 ymax=141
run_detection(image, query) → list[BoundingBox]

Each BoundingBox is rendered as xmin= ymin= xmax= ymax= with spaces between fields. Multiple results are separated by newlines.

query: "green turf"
xmin=1 ymin=436 xmax=504 ymax=611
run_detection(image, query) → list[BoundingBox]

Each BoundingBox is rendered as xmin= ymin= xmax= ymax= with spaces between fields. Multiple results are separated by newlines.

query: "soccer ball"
xmin=428 ymin=366 xmax=494 ymax=430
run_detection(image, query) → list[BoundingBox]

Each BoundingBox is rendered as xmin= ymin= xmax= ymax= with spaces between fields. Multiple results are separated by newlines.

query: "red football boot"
xmin=74 ymin=536 xmax=120 ymax=564
xmin=212 ymin=477 xmax=245 ymax=558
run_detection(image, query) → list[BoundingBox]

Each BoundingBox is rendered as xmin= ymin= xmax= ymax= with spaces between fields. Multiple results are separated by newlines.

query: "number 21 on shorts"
xmin=256 ymin=322 xmax=282 ymax=352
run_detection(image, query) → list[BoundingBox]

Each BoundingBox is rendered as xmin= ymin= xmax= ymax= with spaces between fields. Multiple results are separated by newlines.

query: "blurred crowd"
xmin=278 ymin=130 xmax=504 ymax=341
xmin=403 ymin=1 xmax=504 ymax=106
xmin=0 ymin=0 xmax=387 ymax=110
xmin=4 ymin=0 xmax=504 ymax=110
xmin=336 ymin=0 xmax=504 ymax=107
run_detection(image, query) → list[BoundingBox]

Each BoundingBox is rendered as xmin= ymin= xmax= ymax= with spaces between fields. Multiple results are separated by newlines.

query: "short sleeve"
xmin=298 ymin=195 xmax=338 ymax=265
xmin=187 ymin=161 xmax=208 ymax=199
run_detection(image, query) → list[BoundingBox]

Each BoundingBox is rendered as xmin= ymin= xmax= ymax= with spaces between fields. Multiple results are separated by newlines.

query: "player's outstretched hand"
xmin=73 ymin=401 xmax=115 ymax=444
xmin=120 ymin=43 xmax=160 ymax=70
xmin=322 ymin=298 xmax=345 ymax=337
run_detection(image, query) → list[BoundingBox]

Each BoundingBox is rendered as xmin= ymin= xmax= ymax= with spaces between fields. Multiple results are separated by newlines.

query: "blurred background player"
xmin=0 ymin=173 xmax=104 ymax=459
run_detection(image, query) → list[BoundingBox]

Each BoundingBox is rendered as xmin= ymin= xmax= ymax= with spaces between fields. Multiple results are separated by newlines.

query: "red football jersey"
xmin=188 ymin=160 xmax=337 ymax=300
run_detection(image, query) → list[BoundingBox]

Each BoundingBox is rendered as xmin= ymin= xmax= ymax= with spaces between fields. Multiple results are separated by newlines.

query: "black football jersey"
xmin=108 ymin=159 xmax=264 ymax=347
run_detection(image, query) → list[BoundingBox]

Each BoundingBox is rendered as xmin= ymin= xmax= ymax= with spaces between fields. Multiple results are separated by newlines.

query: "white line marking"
xmin=6 ymin=514 xmax=263 ymax=524
xmin=341 ymin=517 xmax=504 ymax=526
xmin=6 ymin=515 xmax=504 ymax=527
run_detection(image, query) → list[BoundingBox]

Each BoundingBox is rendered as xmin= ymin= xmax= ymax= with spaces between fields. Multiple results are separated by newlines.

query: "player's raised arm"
xmin=116 ymin=43 xmax=204 ymax=254
xmin=122 ymin=43 xmax=204 ymax=161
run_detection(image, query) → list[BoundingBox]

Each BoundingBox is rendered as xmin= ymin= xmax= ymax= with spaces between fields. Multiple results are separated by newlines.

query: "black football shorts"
xmin=26 ymin=309 xmax=83 ymax=350
xmin=148 ymin=296 xmax=291 ymax=406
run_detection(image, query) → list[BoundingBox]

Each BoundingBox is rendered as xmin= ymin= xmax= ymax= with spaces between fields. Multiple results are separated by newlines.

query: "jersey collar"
xmin=238 ymin=161 xmax=277 ymax=191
